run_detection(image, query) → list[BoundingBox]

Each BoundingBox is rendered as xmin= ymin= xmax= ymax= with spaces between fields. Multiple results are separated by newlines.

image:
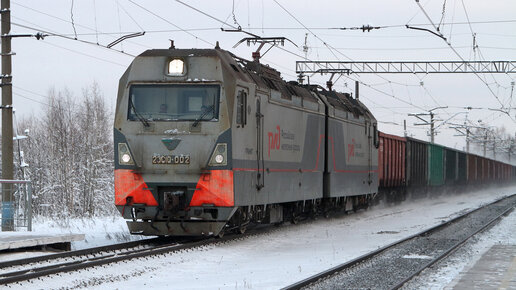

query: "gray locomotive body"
xmin=114 ymin=47 xmax=378 ymax=236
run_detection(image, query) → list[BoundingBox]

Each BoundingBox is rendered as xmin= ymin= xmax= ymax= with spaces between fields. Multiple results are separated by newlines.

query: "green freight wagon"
xmin=428 ymin=143 xmax=445 ymax=186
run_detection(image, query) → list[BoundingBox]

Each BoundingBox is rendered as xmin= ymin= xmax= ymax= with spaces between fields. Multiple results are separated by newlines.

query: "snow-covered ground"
xmin=6 ymin=185 xmax=516 ymax=289
xmin=31 ymin=215 xmax=145 ymax=250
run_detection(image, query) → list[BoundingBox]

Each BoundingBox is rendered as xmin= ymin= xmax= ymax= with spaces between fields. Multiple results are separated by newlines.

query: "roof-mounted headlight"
xmin=168 ymin=59 xmax=185 ymax=76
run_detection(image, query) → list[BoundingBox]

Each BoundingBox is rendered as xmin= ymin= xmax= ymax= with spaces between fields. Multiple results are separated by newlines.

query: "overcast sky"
xmin=7 ymin=0 xmax=516 ymax=157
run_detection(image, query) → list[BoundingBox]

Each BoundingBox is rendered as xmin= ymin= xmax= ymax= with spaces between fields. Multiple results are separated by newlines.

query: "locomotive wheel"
xmin=238 ymin=224 xmax=247 ymax=234
xmin=216 ymin=227 xmax=225 ymax=238
xmin=291 ymin=214 xmax=299 ymax=224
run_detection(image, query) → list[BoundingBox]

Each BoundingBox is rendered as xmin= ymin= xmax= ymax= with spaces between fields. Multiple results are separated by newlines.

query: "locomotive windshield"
xmin=128 ymin=84 xmax=220 ymax=122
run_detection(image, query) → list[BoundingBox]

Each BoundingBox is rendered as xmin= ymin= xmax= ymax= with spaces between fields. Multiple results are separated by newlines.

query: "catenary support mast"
xmin=1 ymin=0 xmax=14 ymax=231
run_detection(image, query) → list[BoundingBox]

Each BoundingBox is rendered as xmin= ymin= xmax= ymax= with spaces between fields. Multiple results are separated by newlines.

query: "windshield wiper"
xmin=192 ymin=105 xmax=214 ymax=127
xmin=129 ymin=97 xmax=150 ymax=127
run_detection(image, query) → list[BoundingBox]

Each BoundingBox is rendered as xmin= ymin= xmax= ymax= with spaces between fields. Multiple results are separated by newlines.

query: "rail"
xmin=282 ymin=193 xmax=516 ymax=290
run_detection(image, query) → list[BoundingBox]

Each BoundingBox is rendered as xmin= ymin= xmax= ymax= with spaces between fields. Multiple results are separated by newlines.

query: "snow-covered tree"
xmin=17 ymin=84 xmax=115 ymax=218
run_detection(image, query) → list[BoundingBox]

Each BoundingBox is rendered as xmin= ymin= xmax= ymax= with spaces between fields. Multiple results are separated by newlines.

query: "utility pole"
xmin=408 ymin=106 xmax=447 ymax=143
xmin=509 ymin=143 xmax=513 ymax=163
xmin=449 ymin=119 xmax=484 ymax=154
xmin=492 ymin=137 xmax=496 ymax=160
xmin=483 ymin=131 xmax=487 ymax=157
xmin=466 ymin=128 xmax=470 ymax=153
xmin=430 ymin=112 xmax=435 ymax=143
xmin=1 ymin=0 xmax=14 ymax=231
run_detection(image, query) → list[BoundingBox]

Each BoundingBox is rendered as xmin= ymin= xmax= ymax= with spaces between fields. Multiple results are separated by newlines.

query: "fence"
xmin=0 ymin=180 xmax=32 ymax=231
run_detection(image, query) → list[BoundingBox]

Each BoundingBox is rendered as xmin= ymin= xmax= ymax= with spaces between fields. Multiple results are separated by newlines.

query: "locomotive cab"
xmin=114 ymin=48 xmax=238 ymax=236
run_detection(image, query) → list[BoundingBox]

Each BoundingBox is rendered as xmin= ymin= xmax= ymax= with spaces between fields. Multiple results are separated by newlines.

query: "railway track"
xmin=283 ymin=193 xmax=516 ymax=290
xmin=0 ymin=223 xmax=279 ymax=285
xmin=0 ymin=236 xmax=190 ymax=285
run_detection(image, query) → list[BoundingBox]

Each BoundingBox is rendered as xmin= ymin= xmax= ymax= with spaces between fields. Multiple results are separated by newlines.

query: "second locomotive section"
xmin=114 ymin=47 xmax=379 ymax=236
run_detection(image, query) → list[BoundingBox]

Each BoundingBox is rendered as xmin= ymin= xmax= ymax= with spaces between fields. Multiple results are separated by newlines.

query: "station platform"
xmin=0 ymin=232 xmax=84 ymax=251
xmin=451 ymin=244 xmax=516 ymax=289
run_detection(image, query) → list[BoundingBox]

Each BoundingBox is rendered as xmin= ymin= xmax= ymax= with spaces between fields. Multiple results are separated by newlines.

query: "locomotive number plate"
xmin=152 ymin=154 xmax=190 ymax=164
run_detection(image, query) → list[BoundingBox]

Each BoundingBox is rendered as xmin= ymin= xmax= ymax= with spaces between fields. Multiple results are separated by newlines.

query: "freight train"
xmin=378 ymin=132 xmax=515 ymax=201
xmin=114 ymin=45 xmax=515 ymax=237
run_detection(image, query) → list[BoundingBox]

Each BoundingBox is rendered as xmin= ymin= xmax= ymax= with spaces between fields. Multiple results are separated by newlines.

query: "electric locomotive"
xmin=114 ymin=44 xmax=379 ymax=236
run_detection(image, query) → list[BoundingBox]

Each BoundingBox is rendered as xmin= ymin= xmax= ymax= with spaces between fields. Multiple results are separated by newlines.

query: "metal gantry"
xmin=296 ymin=61 xmax=516 ymax=74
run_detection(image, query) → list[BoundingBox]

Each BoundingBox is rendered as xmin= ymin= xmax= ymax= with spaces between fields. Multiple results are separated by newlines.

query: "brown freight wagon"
xmin=378 ymin=132 xmax=406 ymax=200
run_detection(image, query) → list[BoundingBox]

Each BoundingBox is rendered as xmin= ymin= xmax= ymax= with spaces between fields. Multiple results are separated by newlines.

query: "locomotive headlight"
xmin=209 ymin=143 xmax=227 ymax=166
xmin=168 ymin=59 xmax=185 ymax=76
xmin=118 ymin=143 xmax=135 ymax=165
xmin=122 ymin=153 xmax=132 ymax=163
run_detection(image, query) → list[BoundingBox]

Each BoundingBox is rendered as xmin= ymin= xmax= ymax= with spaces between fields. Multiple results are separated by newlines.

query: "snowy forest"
xmin=15 ymin=84 xmax=116 ymax=218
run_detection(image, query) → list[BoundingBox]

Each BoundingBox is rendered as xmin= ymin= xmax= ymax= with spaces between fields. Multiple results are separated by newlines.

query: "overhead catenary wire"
xmin=11 ymin=1 xmax=150 ymax=50
xmin=9 ymin=1 xmax=514 ymax=145
xmin=411 ymin=0 xmax=512 ymax=124
xmin=11 ymin=19 xmax=135 ymax=57
xmin=116 ymin=0 xmax=145 ymax=32
xmin=272 ymin=0 xmax=447 ymax=114
xmin=70 ymin=0 xmax=78 ymax=39
xmin=128 ymin=0 xmax=214 ymax=46
xmin=92 ymin=0 xmax=99 ymax=44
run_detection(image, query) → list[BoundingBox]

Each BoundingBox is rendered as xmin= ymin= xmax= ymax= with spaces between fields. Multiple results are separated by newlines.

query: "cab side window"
xmin=236 ymin=90 xmax=247 ymax=127
xmin=373 ymin=123 xmax=379 ymax=148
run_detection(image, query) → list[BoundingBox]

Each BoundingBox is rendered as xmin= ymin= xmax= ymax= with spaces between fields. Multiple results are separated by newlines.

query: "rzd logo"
xmin=347 ymin=138 xmax=355 ymax=162
xmin=268 ymin=125 xmax=280 ymax=157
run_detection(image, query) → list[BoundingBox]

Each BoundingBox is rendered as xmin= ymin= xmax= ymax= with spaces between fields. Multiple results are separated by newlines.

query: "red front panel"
xmin=190 ymin=170 xmax=234 ymax=207
xmin=115 ymin=169 xmax=158 ymax=206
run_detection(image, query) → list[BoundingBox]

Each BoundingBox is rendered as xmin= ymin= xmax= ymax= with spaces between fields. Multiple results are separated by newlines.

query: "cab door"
xmin=255 ymin=94 xmax=265 ymax=189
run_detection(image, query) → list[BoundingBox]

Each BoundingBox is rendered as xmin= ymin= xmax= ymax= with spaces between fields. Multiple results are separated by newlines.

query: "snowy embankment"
xmin=10 ymin=185 xmax=516 ymax=289
xmin=32 ymin=216 xmax=146 ymax=250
